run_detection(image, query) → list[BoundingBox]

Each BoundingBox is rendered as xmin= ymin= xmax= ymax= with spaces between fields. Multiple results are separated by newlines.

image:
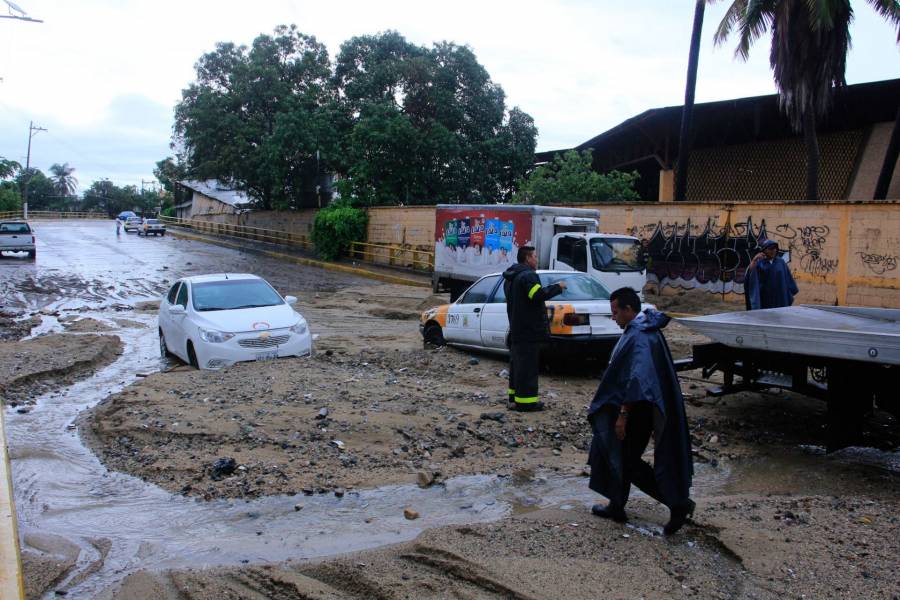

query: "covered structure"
xmin=537 ymin=78 xmax=900 ymax=202
xmin=175 ymin=180 xmax=254 ymax=220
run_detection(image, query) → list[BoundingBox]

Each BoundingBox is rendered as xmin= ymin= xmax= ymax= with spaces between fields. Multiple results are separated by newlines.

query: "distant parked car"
xmin=123 ymin=216 xmax=142 ymax=232
xmin=158 ymin=273 xmax=312 ymax=370
xmin=0 ymin=221 xmax=36 ymax=259
xmin=138 ymin=218 xmax=166 ymax=236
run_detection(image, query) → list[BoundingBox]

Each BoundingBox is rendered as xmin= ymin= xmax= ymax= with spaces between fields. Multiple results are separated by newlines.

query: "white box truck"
xmin=433 ymin=204 xmax=647 ymax=300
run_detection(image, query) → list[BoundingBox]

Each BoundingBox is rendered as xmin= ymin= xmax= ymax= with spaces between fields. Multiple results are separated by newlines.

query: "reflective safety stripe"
xmin=527 ymin=284 xmax=542 ymax=299
xmin=507 ymin=388 xmax=516 ymax=395
xmin=514 ymin=396 xmax=539 ymax=404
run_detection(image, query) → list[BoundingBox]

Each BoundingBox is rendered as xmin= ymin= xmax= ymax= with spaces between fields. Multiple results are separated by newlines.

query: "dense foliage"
xmin=311 ymin=200 xmax=368 ymax=260
xmin=171 ymin=28 xmax=537 ymax=208
xmin=513 ymin=150 xmax=640 ymax=204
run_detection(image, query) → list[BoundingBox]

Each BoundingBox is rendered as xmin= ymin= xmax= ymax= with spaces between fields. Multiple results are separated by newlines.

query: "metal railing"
xmin=158 ymin=215 xmax=314 ymax=251
xmin=0 ymin=210 xmax=105 ymax=220
xmin=349 ymin=240 xmax=434 ymax=272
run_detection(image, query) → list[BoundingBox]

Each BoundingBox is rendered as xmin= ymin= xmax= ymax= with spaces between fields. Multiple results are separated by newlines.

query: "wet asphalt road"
xmin=0 ymin=219 xmax=369 ymax=314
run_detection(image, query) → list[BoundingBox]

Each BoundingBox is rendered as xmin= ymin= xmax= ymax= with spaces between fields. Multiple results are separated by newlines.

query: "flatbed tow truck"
xmin=674 ymin=305 xmax=900 ymax=451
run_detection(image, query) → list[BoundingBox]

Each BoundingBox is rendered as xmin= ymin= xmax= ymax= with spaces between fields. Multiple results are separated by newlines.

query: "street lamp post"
xmin=22 ymin=120 xmax=47 ymax=220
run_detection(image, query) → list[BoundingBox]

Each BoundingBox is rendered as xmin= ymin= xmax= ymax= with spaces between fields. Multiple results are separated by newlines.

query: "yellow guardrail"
xmin=0 ymin=411 xmax=25 ymax=600
xmin=0 ymin=211 xmax=106 ymax=220
xmin=158 ymin=216 xmax=314 ymax=250
xmin=159 ymin=215 xmax=434 ymax=273
xmin=349 ymin=240 xmax=434 ymax=272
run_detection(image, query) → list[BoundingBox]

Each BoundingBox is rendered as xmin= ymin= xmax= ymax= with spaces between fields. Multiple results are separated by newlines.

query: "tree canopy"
xmin=172 ymin=27 xmax=538 ymax=208
xmin=513 ymin=150 xmax=640 ymax=204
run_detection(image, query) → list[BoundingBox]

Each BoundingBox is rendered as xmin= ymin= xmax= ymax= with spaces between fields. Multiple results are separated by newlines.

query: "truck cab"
xmin=550 ymin=232 xmax=646 ymax=298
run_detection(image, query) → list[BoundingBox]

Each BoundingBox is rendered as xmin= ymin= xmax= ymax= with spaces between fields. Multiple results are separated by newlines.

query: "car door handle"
xmin=473 ymin=307 xmax=481 ymax=313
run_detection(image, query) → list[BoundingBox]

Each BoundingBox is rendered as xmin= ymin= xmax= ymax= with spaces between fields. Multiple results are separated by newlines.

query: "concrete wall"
xmin=362 ymin=202 xmax=900 ymax=308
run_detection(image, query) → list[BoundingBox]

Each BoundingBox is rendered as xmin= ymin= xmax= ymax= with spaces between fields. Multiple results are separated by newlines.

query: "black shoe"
xmin=664 ymin=499 xmax=696 ymax=536
xmin=591 ymin=504 xmax=627 ymax=523
xmin=512 ymin=401 xmax=544 ymax=412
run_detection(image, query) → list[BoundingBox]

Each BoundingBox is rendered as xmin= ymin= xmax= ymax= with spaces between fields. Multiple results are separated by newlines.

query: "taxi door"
xmin=444 ymin=276 xmax=497 ymax=346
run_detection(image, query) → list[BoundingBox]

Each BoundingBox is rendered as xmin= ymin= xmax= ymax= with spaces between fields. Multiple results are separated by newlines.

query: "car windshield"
xmin=539 ymin=273 xmax=610 ymax=300
xmin=0 ymin=223 xmax=29 ymax=233
xmin=146 ymin=219 xmax=160 ymax=224
xmin=191 ymin=279 xmax=284 ymax=311
xmin=590 ymin=238 xmax=644 ymax=272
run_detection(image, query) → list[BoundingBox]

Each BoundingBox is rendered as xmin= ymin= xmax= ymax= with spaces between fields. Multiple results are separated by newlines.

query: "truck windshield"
xmin=539 ymin=273 xmax=610 ymax=300
xmin=590 ymin=238 xmax=644 ymax=273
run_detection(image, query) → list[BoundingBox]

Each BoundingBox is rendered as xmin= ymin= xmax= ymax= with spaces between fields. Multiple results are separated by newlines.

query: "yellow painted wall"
xmin=362 ymin=202 xmax=900 ymax=308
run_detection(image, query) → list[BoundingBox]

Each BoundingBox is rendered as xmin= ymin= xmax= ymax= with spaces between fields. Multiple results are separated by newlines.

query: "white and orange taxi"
xmin=420 ymin=270 xmax=628 ymax=359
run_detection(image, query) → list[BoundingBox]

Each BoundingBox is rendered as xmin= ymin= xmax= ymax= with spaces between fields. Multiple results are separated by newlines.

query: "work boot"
xmin=512 ymin=401 xmax=544 ymax=412
xmin=663 ymin=499 xmax=696 ymax=536
xmin=591 ymin=503 xmax=627 ymax=523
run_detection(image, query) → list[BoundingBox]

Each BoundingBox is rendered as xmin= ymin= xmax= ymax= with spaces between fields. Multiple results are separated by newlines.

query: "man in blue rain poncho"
xmin=745 ymin=239 xmax=798 ymax=310
xmin=587 ymin=287 xmax=694 ymax=535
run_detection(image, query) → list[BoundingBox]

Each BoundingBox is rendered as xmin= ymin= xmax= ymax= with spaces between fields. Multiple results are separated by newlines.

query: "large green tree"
xmin=16 ymin=168 xmax=55 ymax=211
xmin=513 ymin=150 xmax=640 ymax=204
xmin=81 ymin=179 xmax=150 ymax=217
xmin=0 ymin=157 xmax=21 ymax=180
xmin=174 ymin=25 xmax=339 ymax=210
xmin=711 ymin=0 xmax=900 ymax=200
xmin=334 ymin=32 xmax=536 ymax=205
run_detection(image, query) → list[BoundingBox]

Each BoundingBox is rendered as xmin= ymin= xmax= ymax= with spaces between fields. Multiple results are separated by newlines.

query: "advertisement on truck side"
xmin=435 ymin=208 xmax=533 ymax=278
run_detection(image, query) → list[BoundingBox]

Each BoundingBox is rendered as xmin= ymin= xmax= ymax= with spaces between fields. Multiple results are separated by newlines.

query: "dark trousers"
xmin=618 ymin=402 xmax=666 ymax=508
xmin=508 ymin=341 xmax=540 ymax=405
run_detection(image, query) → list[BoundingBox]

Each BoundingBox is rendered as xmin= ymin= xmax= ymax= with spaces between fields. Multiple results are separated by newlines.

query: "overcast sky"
xmin=1 ymin=0 xmax=897 ymax=191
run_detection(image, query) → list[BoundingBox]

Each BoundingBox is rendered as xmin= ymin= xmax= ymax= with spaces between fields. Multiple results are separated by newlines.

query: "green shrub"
xmin=160 ymin=205 xmax=176 ymax=217
xmin=312 ymin=201 xmax=368 ymax=260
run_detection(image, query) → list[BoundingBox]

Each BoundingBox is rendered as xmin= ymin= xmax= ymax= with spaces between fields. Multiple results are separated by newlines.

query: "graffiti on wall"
xmin=857 ymin=252 xmax=899 ymax=275
xmin=629 ymin=216 xmax=837 ymax=293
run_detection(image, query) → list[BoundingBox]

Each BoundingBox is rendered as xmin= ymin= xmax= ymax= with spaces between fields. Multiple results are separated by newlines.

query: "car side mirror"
xmin=284 ymin=295 xmax=298 ymax=306
xmin=170 ymin=305 xmax=186 ymax=315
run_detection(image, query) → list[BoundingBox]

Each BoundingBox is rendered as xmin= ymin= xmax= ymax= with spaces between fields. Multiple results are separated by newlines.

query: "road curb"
xmin=168 ymin=229 xmax=431 ymax=288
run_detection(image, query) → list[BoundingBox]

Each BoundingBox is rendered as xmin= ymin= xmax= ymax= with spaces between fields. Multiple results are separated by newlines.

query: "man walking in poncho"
xmin=745 ymin=239 xmax=798 ymax=310
xmin=587 ymin=287 xmax=694 ymax=535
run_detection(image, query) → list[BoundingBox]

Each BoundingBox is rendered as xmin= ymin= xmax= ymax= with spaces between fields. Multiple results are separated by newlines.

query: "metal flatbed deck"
xmin=677 ymin=305 xmax=900 ymax=366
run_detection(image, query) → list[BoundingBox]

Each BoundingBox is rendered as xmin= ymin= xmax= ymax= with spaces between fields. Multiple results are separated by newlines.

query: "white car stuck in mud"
xmin=158 ymin=273 xmax=312 ymax=369
xmin=420 ymin=270 xmax=627 ymax=360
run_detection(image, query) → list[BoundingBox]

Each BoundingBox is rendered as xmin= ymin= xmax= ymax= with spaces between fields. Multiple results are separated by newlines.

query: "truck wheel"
xmin=27 ymin=250 xmax=36 ymax=259
xmin=423 ymin=323 xmax=445 ymax=347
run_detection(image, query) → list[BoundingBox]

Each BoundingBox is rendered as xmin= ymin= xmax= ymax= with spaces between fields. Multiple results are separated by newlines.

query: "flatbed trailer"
xmin=675 ymin=305 xmax=900 ymax=451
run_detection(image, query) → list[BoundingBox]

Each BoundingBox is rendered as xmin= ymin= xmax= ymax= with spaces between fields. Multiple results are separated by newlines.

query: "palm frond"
xmin=865 ymin=0 xmax=900 ymax=41
xmin=736 ymin=0 xmax=777 ymax=60
xmin=711 ymin=0 xmax=749 ymax=45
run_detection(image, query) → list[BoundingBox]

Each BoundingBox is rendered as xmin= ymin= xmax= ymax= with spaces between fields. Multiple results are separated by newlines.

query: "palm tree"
xmin=675 ymin=0 xmax=708 ymax=202
xmin=49 ymin=162 xmax=78 ymax=200
xmin=711 ymin=0 xmax=900 ymax=200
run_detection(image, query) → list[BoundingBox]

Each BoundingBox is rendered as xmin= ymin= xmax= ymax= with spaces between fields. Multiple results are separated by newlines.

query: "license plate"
xmin=255 ymin=350 xmax=278 ymax=361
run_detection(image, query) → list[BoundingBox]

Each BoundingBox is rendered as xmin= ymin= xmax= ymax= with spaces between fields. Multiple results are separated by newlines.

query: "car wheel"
xmin=187 ymin=341 xmax=200 ymax=369
xmin=423 ymin=323 xmax=445 ymax=347
xmin=159 ymin=330 xmax=173 ymax=358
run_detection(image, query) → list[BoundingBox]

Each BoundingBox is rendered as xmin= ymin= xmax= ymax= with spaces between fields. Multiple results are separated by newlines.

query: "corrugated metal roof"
xmin=178 ymin=179 xmax=253 ymax=207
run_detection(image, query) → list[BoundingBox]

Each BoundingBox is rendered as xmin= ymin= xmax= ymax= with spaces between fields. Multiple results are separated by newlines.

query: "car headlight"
xmin=198 ymin=328 xmax=234 ymax=343
xmin=290 ymin=319 xmax=308 ymax=335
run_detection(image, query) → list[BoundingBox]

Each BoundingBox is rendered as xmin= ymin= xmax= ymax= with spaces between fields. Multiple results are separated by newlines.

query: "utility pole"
xmin=23 ymin=120 xmax=47 ymax=219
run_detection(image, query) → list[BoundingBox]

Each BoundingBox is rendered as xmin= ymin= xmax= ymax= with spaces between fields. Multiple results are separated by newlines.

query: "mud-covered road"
xmin=2 ymin=220 xmax=898 ymax=600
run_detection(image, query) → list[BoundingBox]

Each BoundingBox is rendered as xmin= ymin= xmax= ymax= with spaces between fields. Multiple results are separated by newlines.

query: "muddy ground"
xmin=71 ymin=284 xmax=899 ymax=600
xmin=3 ymin=241 xmax=897 ymax=600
